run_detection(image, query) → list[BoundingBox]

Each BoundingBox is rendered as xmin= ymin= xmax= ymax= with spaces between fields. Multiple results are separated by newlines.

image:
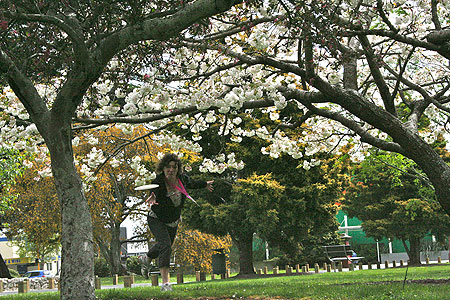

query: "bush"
xmin=126 ymin=256 xmax=142 ymax=275
xmin=8 ymin=268 xmax=19 ymax=278
xmin=94 ymin=257 xmax=111 ymax=277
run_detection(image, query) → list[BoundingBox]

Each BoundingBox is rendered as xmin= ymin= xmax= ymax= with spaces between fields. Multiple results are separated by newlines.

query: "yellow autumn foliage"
xmin=173 ymin=224 xmax=232 ymax=273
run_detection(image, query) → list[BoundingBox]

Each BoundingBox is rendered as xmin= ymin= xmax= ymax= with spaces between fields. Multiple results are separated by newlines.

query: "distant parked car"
xmin=23 ymin=270 xmax=53 ymax=278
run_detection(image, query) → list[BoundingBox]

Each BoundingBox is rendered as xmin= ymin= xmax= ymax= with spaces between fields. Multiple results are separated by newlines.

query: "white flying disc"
xmin=134 ymin=184 xmax=159 ymax=191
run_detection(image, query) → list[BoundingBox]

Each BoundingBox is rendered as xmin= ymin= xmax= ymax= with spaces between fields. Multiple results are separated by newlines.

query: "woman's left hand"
xmin=206 ymin=180 xmax=214 ymax=192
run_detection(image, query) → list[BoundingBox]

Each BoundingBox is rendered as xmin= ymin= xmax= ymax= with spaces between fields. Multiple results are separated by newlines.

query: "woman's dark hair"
xmin=156 ymin=153 xmax=183 ymax=176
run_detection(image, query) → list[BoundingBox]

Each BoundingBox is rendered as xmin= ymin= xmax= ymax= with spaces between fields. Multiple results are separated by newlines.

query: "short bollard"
xmin=273 ymin=266 xmax=278 ymax=275
xmin=257 ymin=269 xmax=262 ymax=275
xmin=377 ymin=262 xmax=381 ymax=269
xmin=426 ymin=257 xmax=430 ymax=264
xmin=384 ymin=261 xmax=389 ymax=269
xmin=302 ymin=266 xmax=307 ymax=273
xmin=95 ymin=276 xmax=101 ymax=290
xmin=220 ymin=273 xmax=226 ymax=279
xmin=112 ymin=274 xmax=119 ymax=285
xmin=331 ymin=262 xmax=336 ymax=271
xmin=18 ymin=279 xmax=30 ymax=293
xmin=338 ymin=262 xmax=343 ymax=272
xmin=48 ymin=277 xmax=55 ymax=289
xmin=295 ymin=264 xmax=300 ymax=273
xmin=124 ymin=275 xmax=133 ymax=288
xmin=177 ymin=271 xmax=184 ymax=284
xmin=226 ymin=268 xmax=230 ymax=278
xmin=286 ymin=266 xmax=292 ymax=275
xmin=211 ymin=273 xmax=215 ymax=280
xmin=264 ymin=266 xmax=268 ymax=274
xmin=314 ymin=263 xmax=319 ymax=273
xmin=151 ymin=274 xmax=159 ymax=286
xmin=438 ymin=256 xmax=442 ymax=264
xmin=131 ymin=274 xmax=135 ymax=284
xmin=358 ymin=262 xmax=363 ymax=270
xmin=305 ymin=264 xmax=310 ymax=272
xmin=392 ymin=260 xmax=397 ymax=268
xmin=323 ymin=262 xmax=327 ymax=270
xmin=400 ymin=260 xmax=404 ymax=267
xmin=326 ymin=264 xmax=331 ymax=272
xmin=0 ymin=281 xmax=3 ymax=293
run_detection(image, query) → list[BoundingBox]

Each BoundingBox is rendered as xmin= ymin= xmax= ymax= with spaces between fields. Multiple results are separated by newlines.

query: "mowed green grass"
xmin=4 ymin=265 xmax=450 ymax=300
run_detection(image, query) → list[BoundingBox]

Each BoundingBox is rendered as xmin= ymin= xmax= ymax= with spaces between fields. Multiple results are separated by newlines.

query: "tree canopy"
xmin=343 ymin=150 xmax=450 ymax=265
xmin=2 ymin=1 xmax=450 ymax=298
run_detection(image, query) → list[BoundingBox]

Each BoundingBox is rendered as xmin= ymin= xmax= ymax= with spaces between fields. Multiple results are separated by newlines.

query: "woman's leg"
xmin=147 ymin=217 xmax=178 ymax=285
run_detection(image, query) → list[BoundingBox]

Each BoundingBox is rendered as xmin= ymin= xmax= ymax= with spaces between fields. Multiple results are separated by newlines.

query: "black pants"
xmin=147 ymin=217 xmax=178 ymax=268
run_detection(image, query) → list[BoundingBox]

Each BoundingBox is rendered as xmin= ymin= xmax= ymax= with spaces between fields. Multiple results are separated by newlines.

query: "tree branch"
xmin=358 ymin=35 xmax=396 ymax=115
xmin=279 ymin=86 xmax=406 ymax=155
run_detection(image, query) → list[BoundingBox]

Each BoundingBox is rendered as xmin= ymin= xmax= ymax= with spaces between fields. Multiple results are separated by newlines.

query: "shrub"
xmin=126 ymin=256 xmax=142 ymax=275
xmin=8 ymin=268 xmax=19 ymax=278
xmin=94 ymin=257 xmax=111 ymax=277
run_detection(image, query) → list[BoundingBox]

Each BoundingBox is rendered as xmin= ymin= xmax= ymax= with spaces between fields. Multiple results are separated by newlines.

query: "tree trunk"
xmin=408 ymin=237 xmax=422 ymax=266
xmin=402 ymin=238 xmax=421 ymax=266
xmin=109 ymin=224 xmax=125 ymax=275
xmin=234 ymin=235 xmax=255 ymax=275
xmin=46 ymin=125 xmax=95 ymax=300
xmin=0 ymin=253 xmax=11 ymax=278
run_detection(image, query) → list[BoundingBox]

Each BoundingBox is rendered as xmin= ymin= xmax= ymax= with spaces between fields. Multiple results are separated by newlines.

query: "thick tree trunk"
xmin=110 ymin=224 xmax=125 ymax=276
xmin=234 ymin=235 xmax=255 ymax=275
xmin=407 ymin=237 xmax=422 ymax=266
xmin=46 ymin=125 xmax=95 ymax=300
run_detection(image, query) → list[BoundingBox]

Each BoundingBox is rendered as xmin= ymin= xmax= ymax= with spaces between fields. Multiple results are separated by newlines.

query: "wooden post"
xmin=358 ymin=262 xmax=363 ymax=270
xmin=211 ymin=273 xmax=215 ymax=280
xmin=377 ymin=262 xmax=381 ymax=269
xmin=226 ymin=268 xmax=230 ymax=278
xmin=384 ymin=261 xmax=389 ymax=269
xmin=426 ymin=257 xmax=430 ymax=264
xmin=112 ymin=274 xmax=119 ymax=285
xmin=151 ymin=274 xmax=159 ymax=286
xmin=95 ymin=276 xmax=101 ymax=290
xmin=331 ymin=262 xmax=336 ymax=271
xmin=368 ymin=262 xmax=372 ymax=270
xmin=48 ymin=277 xmax=55 ymax=289
xmin=438 ymin=256 xmax=442 ymax=264
xmin=285 ymin=265 xmax=291 ymax=275
xmin=18 ymin=279 xmax=30 ymax=293
xmin=305 ymin=264 xmax=310 ymax=272
xmin=220 ymin=273 xmax=226 ymax=279
xmin=338 ymin=262 xmax=343 ymax=272
xmin=196 ymin=271 xmax=201 ymax=282
xmin=400 ymin=260 xmax=404 ymax=267
xmin=257 ymin=269 xmax=262 ymax=275
xmin=326 ymin=264 xmax=331 ymax=272
xmin=177 ymin=271 xmax=184 ymax=284
xmin=302 ymin=266 xmax=307 ymax=273
xmin=264 ymin=266 xmax=268 ymax=274
xmin=392 ymin=260 xmax=397 ymax=268
xmin=124 ymin=275 xmax=133 ymax=288
xmin=323 ymin=262 xmax=327 ymax=271
xmin=314 ymin=263 xmax=319 ymax=273
xmin=131 ymin=274 xmax=135 ymax=284
xmin=0 ymin=280 xmax=3 ymax=293
xmin=273 ymin=266 xmax=278 ymax=275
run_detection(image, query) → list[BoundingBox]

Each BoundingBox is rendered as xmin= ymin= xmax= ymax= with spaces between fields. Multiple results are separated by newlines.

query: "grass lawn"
xmin=3 ymin=264 xmax=450 ymax=299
